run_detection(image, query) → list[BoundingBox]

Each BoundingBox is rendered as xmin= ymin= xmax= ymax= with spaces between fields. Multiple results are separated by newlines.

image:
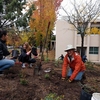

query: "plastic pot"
xmin=12 ymin=50 xmax=19 ymax=59
xmin=91 ymin=93 xmax=100 ymax=100
xmin=80 ymin=88 xmax=92 ymax=100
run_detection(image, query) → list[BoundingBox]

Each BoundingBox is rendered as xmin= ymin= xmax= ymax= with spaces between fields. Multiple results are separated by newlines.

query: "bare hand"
xmin=27 ymin=50 xmax=31 ymax=55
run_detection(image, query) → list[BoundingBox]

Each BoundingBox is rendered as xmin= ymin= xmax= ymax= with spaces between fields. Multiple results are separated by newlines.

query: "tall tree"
xmin=30 ymin=0 xmax=56 ymax=42
xmin=29 ymin=0 xmax=63 ymax=60
xmin=61 ymin=0 xmax=100 ymax=58
xmin=7 ymin=31 xmax=22 ymax=47
xmin=0 ymin=0 xmax=35 ymax=30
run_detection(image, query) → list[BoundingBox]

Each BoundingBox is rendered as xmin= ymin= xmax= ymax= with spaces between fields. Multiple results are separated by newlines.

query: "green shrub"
xmin=85 ymin=61 xmax=94 ymax=70
xmin=44 ymin=93 xmax=64 ymax=100
xmin=19 ymin=71 xmax=27 ymax=78
xmin=44 ymin=73 xmax=50 ymax=79
xmin=19 ymin=73 xmax=24 ymax=78
xmin=44 ymin=57 xmax=50 ymax=63
xmin=54 ymin=60 xmax=63 ymax=67
xmin=20 ymin=79 xmax=28 ymax=85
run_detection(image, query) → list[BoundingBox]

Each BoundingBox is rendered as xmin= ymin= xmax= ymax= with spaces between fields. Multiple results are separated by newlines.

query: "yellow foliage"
xmin=20 ymin=32 xmax=30 ymax=44
xmin=85 ymin=28 xmax=90 ymax=34
xmin=85 ymin=27 xmax=100 ymax=35
xmin=7 ymin=32 xmax=22 ymax=47
xmin=98 ymin=29 xmax=100 ymax=34
xmin=90 ymin=27 xmax=100 ymax=34
xmin=29 ymin=0 xmax=56 ymax=45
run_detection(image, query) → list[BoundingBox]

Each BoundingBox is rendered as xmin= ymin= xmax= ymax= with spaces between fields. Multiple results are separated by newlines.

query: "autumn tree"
xmin=6 ymin=28 xmax=23 ymax=47
xmin=61 ymin=0 xmax=100 ymax=58
xmin=30 ymin=0 xmax=56 ymax=44
xmin=29 ymin=0 xmax=63 ymax=60
xmin=7 ymin=32 xmax=22 ymax=48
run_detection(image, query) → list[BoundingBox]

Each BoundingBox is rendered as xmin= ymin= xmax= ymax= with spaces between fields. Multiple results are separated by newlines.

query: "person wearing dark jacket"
xmin=0 ymin=29 xmax=15 ymax=76
xmin=82 ymin=55 xmax=87 ymax=63
xmin=19 ymin=42 xmax=36 ymax=68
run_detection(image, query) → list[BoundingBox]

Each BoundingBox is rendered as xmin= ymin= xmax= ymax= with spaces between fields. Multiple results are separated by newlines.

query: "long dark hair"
xmin=0 ymin=29 xmax=7 ymax=38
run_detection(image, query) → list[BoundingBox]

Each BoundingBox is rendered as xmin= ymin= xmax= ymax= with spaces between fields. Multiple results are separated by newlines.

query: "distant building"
xmin=56 ymin=19 xmax=100 ymax=63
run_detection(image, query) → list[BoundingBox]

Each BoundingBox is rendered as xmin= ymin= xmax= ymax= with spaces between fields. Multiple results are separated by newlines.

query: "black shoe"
xmin=82 ymin=73 xmax=86 ymax=80
xmin=0 ymin=71 xmax=4 ymax=76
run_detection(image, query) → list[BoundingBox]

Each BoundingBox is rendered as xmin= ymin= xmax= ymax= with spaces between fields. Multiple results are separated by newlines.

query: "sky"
xmin=53 ymin=0 xmax=98 ymax=35
xmin=58 ymin=0 xmax=97 ymax=17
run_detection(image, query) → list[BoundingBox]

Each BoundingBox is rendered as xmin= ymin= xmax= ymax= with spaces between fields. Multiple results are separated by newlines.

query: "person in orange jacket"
xmin=61 ymin=44 xmax=86 ymax=82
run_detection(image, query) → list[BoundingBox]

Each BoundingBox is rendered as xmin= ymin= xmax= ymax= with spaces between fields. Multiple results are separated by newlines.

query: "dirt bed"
xmin=0 ymin=61 xmax=100 ymax=100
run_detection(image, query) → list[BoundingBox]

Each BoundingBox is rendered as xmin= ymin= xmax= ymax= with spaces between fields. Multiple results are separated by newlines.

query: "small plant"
xmin=20 ymin=79 xmax=28 ymax=85
xmin=44 ymin=73 xmax=50 ymax=79
xmin=85 ymin=61 xmax=94 ymax=70
xmin=54 ymin=60 xmax=63 ymax=67
xmin=44 ymin=56 xmax=50 ymax=63
xmin=19 ymin=71 xmax=27 ymax=78
xmin=44 ymin=93 xmax=64 ymax=100
xmin=19 ymin=73 xmax=24 ymax=78
xmin=54 ymin=60 xmax=60 ymax=67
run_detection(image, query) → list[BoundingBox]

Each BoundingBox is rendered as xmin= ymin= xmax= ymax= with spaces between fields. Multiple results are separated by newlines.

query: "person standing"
xmin=0 ymin=29 xmax=15 ymax=76
xmin=62 ymin=44 xmax=86 ymax=82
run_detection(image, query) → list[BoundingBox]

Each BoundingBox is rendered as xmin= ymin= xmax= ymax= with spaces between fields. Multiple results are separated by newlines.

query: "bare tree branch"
xmin=60 ymin=0 xmax=100 ymax=57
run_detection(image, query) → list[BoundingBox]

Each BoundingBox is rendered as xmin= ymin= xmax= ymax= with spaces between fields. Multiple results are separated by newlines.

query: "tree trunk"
xmin=41 ymin=22 xmax=50 ymax=61
xmin=40 ymin=41 xmax=43 ymax=53
xmin=81 ymin=33 xmax=84 ymax=58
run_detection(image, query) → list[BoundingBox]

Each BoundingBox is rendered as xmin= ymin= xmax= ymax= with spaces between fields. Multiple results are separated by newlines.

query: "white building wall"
xmin=89 ymin=35 xmax=100 ymax=61
xmin=89 ymin=35 xmax=99 ymax=46
xmin=55 ymin=20 xmax=75 ymax=59
xmin=77 ymin=35 xmax=88 ymax=46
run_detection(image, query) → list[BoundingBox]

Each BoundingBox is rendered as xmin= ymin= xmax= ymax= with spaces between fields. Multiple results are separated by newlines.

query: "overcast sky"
xmin=58 ymin=0 xmax=97 ymax=16
xmin=53 ymin=0 xmax=98 ymax=35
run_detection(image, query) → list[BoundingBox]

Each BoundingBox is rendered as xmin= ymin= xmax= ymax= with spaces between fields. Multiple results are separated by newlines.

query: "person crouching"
xmin=61 ymin=44 xmax=86 ymax=82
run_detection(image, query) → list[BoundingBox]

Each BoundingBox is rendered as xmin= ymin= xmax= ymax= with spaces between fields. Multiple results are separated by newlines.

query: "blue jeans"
xmin=67 ymin=68 xmax=84 ymax=80
xmin=0 ymin=59 xmax=15 ymax=71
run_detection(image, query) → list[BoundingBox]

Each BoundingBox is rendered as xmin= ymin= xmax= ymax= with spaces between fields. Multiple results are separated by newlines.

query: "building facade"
xmin=56 ymin=19 xmax=100 ymax=63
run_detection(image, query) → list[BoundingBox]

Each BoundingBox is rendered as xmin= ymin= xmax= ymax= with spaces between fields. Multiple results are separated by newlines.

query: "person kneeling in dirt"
xmin=61 ymin=44 xmax=86 ymax=83
xmin=18 ymin=42 xmax=36 ymax=68
xmin=0 ymin=29 xmax=15 ymax=76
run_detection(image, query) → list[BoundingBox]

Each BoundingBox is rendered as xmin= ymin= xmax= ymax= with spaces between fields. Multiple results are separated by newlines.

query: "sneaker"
xmin=29 ymin=63 xmax=33 ymax=68
xmin=0 ymin=71 xmax=4 ymax=76
xmin=22 ymin=63 xmax=26 ymax=68
xmin=22 ymin=65 xmax=26 ymax=68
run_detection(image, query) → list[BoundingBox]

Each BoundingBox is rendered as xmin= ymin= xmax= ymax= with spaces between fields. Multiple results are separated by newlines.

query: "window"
xmin=89 ymin=47 xmax=99 ymax=54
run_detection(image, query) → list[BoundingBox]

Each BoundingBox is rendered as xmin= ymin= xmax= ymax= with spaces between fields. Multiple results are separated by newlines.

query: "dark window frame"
xmin=89 ymin=47 xmax=99 ymax=54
